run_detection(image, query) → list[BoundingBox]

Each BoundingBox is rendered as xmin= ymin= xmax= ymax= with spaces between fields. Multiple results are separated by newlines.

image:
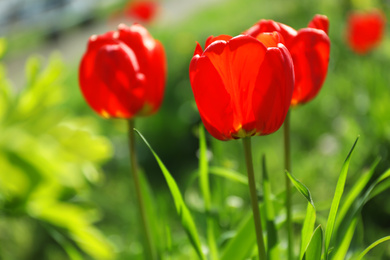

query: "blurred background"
xmin=0 ymin=0 xmax=390 ymax=259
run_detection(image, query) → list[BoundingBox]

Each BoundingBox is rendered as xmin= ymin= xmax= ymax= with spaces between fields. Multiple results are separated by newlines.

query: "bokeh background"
xmin=1 ymin=0 xmax=390 ymax=259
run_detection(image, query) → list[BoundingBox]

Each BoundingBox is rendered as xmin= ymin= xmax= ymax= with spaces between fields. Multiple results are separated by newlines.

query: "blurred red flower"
xmin=124 ymin=1 xmax=158 ymax=23
xmin=245 ymin=15 xmax=330 ymax=106
xmin=189 ymin=33 xmax=294 ymax=141
xmin=346 ymin=9 xmax=386 ymax=54
xmin=79 ymin=23 xmax=166 ymax=119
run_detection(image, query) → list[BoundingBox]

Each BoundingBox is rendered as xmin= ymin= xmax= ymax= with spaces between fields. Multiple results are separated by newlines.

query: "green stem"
xmin=283 ymin=111 xmax=293 ymax=260
xmin=242 ymin=137 xmax=267 ymax=260
xmin=128 ymin=119 xmax=156 ymax=260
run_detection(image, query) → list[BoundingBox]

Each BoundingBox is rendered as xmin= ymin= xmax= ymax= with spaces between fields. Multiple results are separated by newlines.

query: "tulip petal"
xmin=205 ymin=35 xmax=233 ymax=48
xmin=252 ymin=45 xmax=294 ymax=135
xmin=308 ymin=14 xmax=329 ymax=35
xmin=117 ymin=23 xmax=166 ymax=115
xmin=207 ymin=36 xmax=268 ymax=134
xmin=80 ymin=42 xmax=144 ymax=118
xmin=190 ymin=53 xmax=234 ymax=140
xmin=245 ymin=19 xmax=297 ymax=45
xmin=288 ymin=28 xmax=330 ymax=106
xmin=256 ymin=32 xmax=282 ymax=48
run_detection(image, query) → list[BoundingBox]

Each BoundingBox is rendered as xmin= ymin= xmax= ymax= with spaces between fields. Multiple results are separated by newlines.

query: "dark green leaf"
xmin=221 ymin=212 xmax=256 ymax=260
xmin=198 ymin=124 xmax=218 ymax=260
xmin=356 ymin=236 xmax=390 ymax=260
xmin=303 ymin=225 xmax=323 ymax=260
xmin=262 ymin=155 xmax=279 ymax=259
xmin=285 ymin=170 xmax=315 ymax=208
xmin=135 ymin=129 xmax=205 ymax=260
xmin=324 ymin=137 xmax=359 ymax=259
xmin=335 ymin=158 xmax=379 ymax=233
xmin=332 ymin=216 xmax=357 ymax=259
xmin=300 ymin=203 xmax=316 ymax=260
xmin=209 ymin=167 xmax=248 ymax=185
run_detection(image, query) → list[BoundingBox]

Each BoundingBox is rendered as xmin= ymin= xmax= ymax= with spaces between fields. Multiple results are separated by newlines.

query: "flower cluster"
xmin=189 ymin=15 xmax=330 ymax=140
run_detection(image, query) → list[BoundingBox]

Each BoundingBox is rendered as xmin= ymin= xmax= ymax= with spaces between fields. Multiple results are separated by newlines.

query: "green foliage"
xmin=324 ymin=137 xmax=359 ymax=259
xmin=135 ymin=129 xmax=205 ymax=260
xmin=287 ymin=138 xmax=390 ymax=260
xmin=0 ymin=55 xmax=114 ymax=259
xmin=220 ymin=212 xmax=256 ymax=260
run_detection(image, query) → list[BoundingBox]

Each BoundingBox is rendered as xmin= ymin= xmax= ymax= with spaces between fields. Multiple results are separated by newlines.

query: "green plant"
xmin=0 ymin=53 xmax=114 ymax=260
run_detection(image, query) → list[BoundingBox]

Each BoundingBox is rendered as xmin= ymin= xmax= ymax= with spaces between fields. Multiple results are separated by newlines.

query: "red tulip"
xmin=245 ymin=15 xmax=330 ymax=106
xmin=124 ymin=1 xmax=158 ymax=23
xmin=346 ymin=9 xmax=386 ymax=54
xmin=79 ymin=23 xmax=166 ymax=119
xmin=189 ymin=33 xmax=294 ymax=141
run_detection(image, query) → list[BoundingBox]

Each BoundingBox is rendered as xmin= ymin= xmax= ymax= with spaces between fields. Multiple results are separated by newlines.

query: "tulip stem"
xmin=128 ymin=119 xmax=157 ymax=260
xmin=283 ymin=111 xmax=293 ymax=260
xmin=242 ymin=137 xmax=267 ymax=260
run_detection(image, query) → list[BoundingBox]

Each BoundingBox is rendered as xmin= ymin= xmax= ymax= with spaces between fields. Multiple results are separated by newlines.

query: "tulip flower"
xmin=79 ymin=23 xmax=166 ymax=260
xmin=124 ymin=1 xmax=158 ymax=23
xmin=79 ymin=23 xmax=166 ymax=119
xmin=189 ymin=33 xmax=294 ymax=141
xmin=346 ymin=9 xmax=386 ymax=54
xmin=245 ymin=15 xmax=330 ymax=259
xmin=190 ymin=33 xmax=294 ymax=259
xmin=245 ymin=15 xmax=330 ymax=106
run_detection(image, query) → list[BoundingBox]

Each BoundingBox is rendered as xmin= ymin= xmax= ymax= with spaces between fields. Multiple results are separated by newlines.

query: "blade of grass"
xmin=333 ymin=167 xmax=390 ymax=258
xmin=356 ymin=236 xmax=390 ymax=260
xmin=300 ymin=203 xmax=316 ymax=260
xmin=262 ymin=155 xmax=280 ymax=260
xmin=302 ymin=225 xmax=323 ymax=260
xmin=354 ymin=168 xmax=390 ymax=216
xmin=135 ymin=129 xmax=205 ymax=260
xmin=209 ymin=167 xmax=248 ymax=185
xmin=324 ymin=137 xmax=359 ymax=259
xmin=335 ymin=158 xmax=380 ymax=233
xmin=45 ymin=225 xmax=84 ymax=260
xmin=221 ymin=212 xmax=256 ymax=260
xmin=138 ymin=170 xmax=164 ymax=256
xmin=198 ymin=124 xmax=218 ymax=260
xmin=199 ymin=124 xmax=211 ymax=210
xmin=367 ymin=169 xmax=390 ymax=200
xmin=285 ymin=170 xmax=315 ymax=208
xmin=285 ymin=170 xmax=316 ymax=260
xmin=332 ymin=216 xmax=358 ymax=260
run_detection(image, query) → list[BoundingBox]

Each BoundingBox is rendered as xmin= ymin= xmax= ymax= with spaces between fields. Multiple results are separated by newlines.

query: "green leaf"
xmin=25 ymin=55 xmax=42 ymax=88
xmin=45 ymin=226 xmax=84 ymax=260
xmin=135 ymin=129 xmax=205 ymax=260
xmin=303 ymin=225 xmax=323 ymax=260
xmin=333 ymin=167 xmax=390 ymax=258
xmin=261 ymin=155 xmax=279 ymax=259
xmin=285 ymin=170 xmax=315 ymax=208
xmin=366 ymin=168 xmax=390 ymax=201
xmin=324 ymin=137 xmax=359 ymax=259
xmin=300 ymin=203 xmax=316 ymax=260
xmin=286 ymin=169 xmax=317 ymax=260
xmin=332 ymin=216 xmax=358 ymax=260
xmin=198 ymin=124 xmax=218 ymax=260
xmin=356 ymin=236 xmax=390 ymax=260
xmin=138 ymin=170 xmax=163 ymax=256
xmin=335 ymin=158 xmax=380 ymax=233
xmin=208 ymin=167 xmax=248 ymax=185
xmin=221 ymin=212 xmax=256 ymax=260
xmin=199 ymin=124 xmax=211 ymax=210
xmin=353 ymin=168 xmax=390 ymax=216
